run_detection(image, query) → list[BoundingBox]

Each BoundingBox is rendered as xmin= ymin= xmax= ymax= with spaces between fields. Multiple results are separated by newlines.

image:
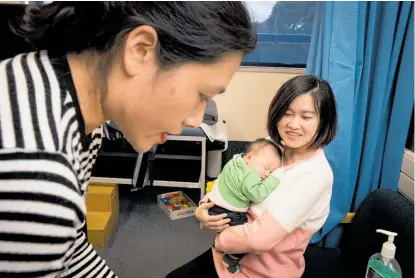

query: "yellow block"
xmin=86 ymin=183 xmax=119 ymax=248
xmin=206 ymin=180 xmax=215 ymax=194
xmin=87 ymin=211 xmax=118 ymax=248
xmin=88 ymin=182 xmax=117 ymax=187
xmin=87 ymin=183 xmax=119 ymax=216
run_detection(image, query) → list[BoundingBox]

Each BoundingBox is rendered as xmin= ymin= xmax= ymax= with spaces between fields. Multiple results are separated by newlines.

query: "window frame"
xmin=237 ymin=66 xmax=305 ymax=74
xmin=241 ymin=33 xmax=312 ymax=69
xmin=243 ymin=1 xmax=316 ymax=69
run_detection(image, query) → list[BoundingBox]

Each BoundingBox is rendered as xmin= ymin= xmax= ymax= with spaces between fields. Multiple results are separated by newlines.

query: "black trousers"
xmin=207 ymin=201 xmax=248 ymax=226
xmin=165 ymin=249 xmax=219 ymax=278
xmin=208 ymin=202 xmax=247 ymax=261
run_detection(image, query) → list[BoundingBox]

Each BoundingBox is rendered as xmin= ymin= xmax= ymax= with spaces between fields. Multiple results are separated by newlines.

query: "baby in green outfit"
xmin=207 ymin=138 xmax=284 ymax=274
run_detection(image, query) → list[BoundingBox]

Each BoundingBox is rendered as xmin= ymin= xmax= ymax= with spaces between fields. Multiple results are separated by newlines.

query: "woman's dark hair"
xmin=10 ymin=2 xmax=257 ymax=67
xmin=267 ymin=75 xmax=338 ymax=149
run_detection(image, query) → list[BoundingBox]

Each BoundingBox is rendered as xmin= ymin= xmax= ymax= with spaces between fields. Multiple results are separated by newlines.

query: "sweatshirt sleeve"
xmin=241 ymin=173 xmax=280 ymax=204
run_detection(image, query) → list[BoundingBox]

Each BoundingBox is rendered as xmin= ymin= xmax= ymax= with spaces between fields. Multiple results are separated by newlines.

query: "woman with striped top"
xmin=0 ymin=2 xmax=256 ymax=277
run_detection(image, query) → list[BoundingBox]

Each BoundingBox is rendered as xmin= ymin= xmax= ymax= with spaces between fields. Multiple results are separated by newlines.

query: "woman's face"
xmin=277 ymin=93 xmax=320 ymax=151
xmin=103 ymin=27 xmax=243 ymax=152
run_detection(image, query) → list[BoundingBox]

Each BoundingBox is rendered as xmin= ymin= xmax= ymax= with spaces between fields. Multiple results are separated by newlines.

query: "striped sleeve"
xmin=0 ymin=150 xmax=117 ymax=278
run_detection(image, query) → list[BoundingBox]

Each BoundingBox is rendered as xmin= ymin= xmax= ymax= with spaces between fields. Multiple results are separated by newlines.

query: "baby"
xmin=207 ymin=138 xmax=284 ymax=274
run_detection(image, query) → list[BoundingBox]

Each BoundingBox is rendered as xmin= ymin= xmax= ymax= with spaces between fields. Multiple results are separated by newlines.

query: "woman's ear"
xmin=123 ymin=25 xmax=159 ymax=77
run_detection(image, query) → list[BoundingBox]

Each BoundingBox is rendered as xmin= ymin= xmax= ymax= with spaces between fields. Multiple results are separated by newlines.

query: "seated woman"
xmin=165 ymin=74 xmax=338 ymax=278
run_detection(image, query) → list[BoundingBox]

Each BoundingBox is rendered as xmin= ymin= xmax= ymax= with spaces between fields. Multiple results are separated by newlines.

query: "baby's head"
xmin=243 ymin=138 xmax=282 ymax=180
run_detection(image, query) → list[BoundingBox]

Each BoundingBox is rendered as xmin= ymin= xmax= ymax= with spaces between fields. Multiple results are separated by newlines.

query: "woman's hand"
xmin=195 ymin=202 xmax=230 ymax=232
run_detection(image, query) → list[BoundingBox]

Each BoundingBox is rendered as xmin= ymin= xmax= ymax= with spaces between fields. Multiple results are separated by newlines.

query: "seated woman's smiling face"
xmin=277 ymin=93 xmax=320 ymax=150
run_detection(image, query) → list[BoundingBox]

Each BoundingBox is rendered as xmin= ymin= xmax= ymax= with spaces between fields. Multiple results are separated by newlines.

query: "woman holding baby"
xmin=166 ymin=74 xmax=338 ymax=278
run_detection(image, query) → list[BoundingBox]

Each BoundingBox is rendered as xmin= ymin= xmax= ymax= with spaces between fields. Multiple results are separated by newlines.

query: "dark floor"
xmin=96 ymin=185 xmax=213 ymax=278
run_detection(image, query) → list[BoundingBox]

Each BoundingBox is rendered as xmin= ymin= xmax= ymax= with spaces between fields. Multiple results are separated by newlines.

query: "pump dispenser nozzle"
xmin=376 ymin=229 xmax=398 ymax=260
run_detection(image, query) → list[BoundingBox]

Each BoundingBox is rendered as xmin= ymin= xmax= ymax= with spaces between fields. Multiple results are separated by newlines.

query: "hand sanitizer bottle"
xmin=365 ymin=229 xmax=402 ymax=278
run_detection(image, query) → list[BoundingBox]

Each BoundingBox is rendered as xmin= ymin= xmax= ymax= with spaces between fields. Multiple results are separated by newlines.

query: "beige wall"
xmin=399 ymin=149 xmax=414 ymax=201
xmin=215 ymin=68 xmax=303 ymax=141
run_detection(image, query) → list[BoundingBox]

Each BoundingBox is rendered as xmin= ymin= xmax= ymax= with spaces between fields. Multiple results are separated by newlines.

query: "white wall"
xmin=399 ymin=149 xmax=414 ymax=202
xmin=215 ymin=68 xmax=303 ymax=141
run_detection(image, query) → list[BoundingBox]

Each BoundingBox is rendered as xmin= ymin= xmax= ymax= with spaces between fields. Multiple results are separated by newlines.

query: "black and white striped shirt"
xmin=0 ymin=50 xmax=117 ymax=277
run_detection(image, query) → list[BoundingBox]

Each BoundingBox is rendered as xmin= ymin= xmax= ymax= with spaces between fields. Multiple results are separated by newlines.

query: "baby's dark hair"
xmin=244 ymin=138 xmax=282 ymax=158
xmin=10 ymin=2 xmax=257 ymax=68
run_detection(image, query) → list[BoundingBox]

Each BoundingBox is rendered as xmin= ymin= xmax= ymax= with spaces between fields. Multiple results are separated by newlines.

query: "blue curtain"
xmin=307 ymin=1 xmax=414 ymax=247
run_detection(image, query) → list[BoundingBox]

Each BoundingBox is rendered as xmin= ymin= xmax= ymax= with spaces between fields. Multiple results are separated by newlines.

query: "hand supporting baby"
xmin=196 ymin=202 xmax=230 ymax=232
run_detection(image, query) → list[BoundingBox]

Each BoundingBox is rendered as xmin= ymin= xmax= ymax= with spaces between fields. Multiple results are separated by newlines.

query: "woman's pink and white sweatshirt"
xmin=203 ymin=149 xmax=333 ymax=278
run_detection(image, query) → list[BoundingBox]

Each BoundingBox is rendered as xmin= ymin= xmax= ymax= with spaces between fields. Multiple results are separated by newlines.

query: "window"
xmin=243 ymin=1 xmax=317 ymax=68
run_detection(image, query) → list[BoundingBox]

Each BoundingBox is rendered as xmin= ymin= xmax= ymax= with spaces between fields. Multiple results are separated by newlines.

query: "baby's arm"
xmin=241 ymin=170 xmax=281 ymax=203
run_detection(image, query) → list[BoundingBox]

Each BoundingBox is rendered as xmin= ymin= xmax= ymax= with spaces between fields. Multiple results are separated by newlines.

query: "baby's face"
xmin=245 ymin=145 xmax=282 ymax=180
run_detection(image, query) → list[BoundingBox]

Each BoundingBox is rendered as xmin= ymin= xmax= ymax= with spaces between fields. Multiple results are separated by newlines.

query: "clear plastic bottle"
xmin=365 ymin=229 xmax=402 ymax=278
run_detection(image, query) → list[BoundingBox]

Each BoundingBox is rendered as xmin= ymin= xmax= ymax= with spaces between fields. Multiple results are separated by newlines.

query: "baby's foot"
xmin=228 ymin=264 xmax=240 ymax=274
xmin=222 ymin=254 xmax=241 ymax=274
